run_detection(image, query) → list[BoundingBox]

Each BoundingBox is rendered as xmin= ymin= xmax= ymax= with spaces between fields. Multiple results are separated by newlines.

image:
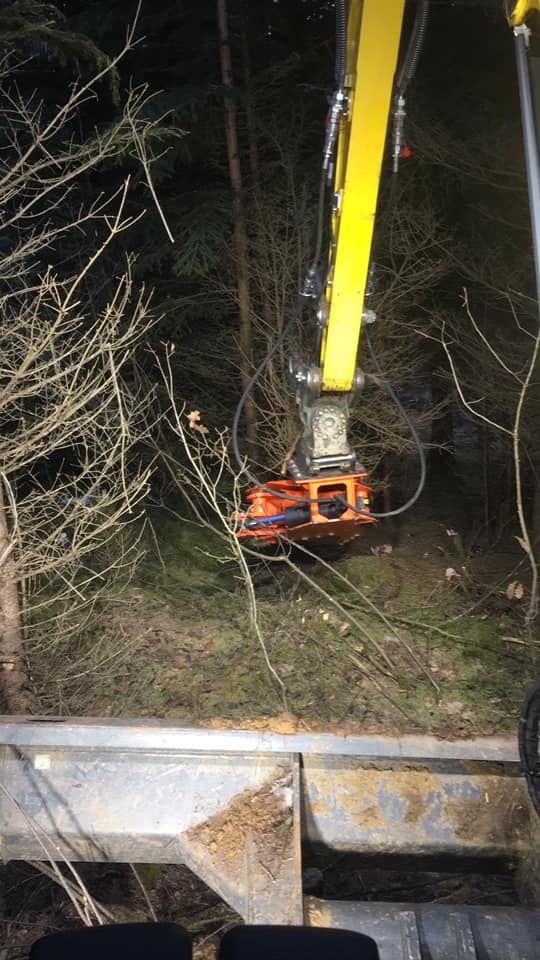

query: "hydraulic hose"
xmin=231 ymin=0 xmax=426 ymax=526
xmin=231 ymin=324 xmax=426 ymax=520
xmin=339 ymin=329 xmax=426 ymax=519
xmin=396 ymin=0 xmax=429 ymax=96
xmin=514 ymin=26 xmax=540 ymax=314
xmin=307 ymin=167 xmax=328 ymax=284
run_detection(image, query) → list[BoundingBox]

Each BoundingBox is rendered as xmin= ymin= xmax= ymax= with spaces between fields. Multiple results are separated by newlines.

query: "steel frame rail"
xmin=1 ymin=719 xmax=540 ymax=955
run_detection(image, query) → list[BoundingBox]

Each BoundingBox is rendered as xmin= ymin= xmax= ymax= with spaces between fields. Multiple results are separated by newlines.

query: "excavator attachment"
xmin=236 ymin=473 xmax=376 ymax=545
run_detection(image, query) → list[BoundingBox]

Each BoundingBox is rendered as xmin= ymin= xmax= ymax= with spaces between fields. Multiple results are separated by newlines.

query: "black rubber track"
xmin=518 ymin=679 xmax=540 ymax=817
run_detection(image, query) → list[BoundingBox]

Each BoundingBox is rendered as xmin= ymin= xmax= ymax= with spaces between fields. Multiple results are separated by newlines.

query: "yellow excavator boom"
xmin=509 ymin=0 xmax=540 ymax=27
xmin=320 ymin=0 xmax=407 ymax=392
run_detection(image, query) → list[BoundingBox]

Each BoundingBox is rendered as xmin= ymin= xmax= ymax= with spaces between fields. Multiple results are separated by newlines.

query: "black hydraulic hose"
xmin=338 ymin=329 xmax=426 ymax=519
xmin=231 ymin=324 xmax=426 ymax=519
xmin=335 ymin=0 xmax=347 ymax=84
xmin=231 ymin=312 xmax=308 ymax=501
xmin=308 ymin=167 xmax=328 ymax=282
xmin=304 ymin=0 xmax=347 ymax=308
xmin=396 ymin=0 xmax=429 ymax=95
xmin=514 ymin=26 xmax=540 ymax=314
xmin=231 ymin=0 xmax=426 ymax=525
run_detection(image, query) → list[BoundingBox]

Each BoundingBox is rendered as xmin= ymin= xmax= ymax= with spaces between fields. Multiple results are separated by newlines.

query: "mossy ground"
xmin=35 ymin=511 xmax=539 ymax=736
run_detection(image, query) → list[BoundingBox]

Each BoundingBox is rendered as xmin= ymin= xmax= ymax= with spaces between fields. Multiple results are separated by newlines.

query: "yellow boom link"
xmin=509 ymin=0 xmax=540 ymax=27
xmin=320 ymin=0 xmax=406 ymax=392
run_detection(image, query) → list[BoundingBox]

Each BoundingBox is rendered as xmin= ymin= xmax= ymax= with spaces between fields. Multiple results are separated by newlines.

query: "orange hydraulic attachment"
xmin=236 ymin=473 xmax=375 ymax=545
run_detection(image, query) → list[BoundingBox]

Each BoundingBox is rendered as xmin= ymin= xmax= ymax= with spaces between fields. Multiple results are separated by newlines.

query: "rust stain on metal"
xmin=308 ymin=768 xmax=385 ymax=828
xmin=307 ymin=767 xmax=443 ymax=830
xmin=306 ymin=764 xmax=532 ymax=849
xmin=397 ymin=770 xmax=445 ymax=826
xmin=450 ymin=776 xmax=531 ymax=845
xmin=306 ymin=898 xmax=333 ymax=928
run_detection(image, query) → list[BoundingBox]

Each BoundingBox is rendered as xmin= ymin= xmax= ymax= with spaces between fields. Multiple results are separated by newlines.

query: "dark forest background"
xmin=8 ymin=1 xmax=535 ymax=511
xmin=51 ymin=0 xmax=536 ymax=532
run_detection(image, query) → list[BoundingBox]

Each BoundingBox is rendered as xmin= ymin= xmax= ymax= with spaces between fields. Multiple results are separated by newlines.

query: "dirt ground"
xmin=5 ymin=507 xmax=540 ymax=950
xmin=2 ymin=846 xmax=538 ymax=957
xmin=30 ymin=513 xmax=539 ymax=736
xmin=0 ymin=862 xmax=238 ymax=959
xmin=4 ymin=511 xmax=539 ymax=957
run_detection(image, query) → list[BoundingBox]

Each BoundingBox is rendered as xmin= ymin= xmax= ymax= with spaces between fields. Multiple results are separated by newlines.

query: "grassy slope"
xmin=33 ymin=513 xmax=538 ymax=736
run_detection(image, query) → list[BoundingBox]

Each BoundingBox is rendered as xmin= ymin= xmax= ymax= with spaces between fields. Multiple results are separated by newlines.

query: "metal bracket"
xmin=288 ymin=388 xmax=363 ymax=479
xmin=392 ymin=93 xmax=407 ymax=173
xmin=514 ymin=22 xmax=531 ymax=45
xmin=0 ymin=739 xmax=304 ymax=925
xmin=323 ymin=89 xmax=347 ymax=173
xmin=299 ymin=268 xmax=322 ymax=300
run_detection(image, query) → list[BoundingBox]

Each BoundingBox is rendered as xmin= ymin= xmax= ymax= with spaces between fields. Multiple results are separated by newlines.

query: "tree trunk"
xmin=217 ymin=0 xmax=258 ymax=450
xmin=0 ymin=487 xmax=37 ymax=713
xmin=241 ymin=24 xmax=259 ymax=189
xmin=428 ymin=374 xmax=455 ymax=492
xmin=481 ymin=419 xmax=490 ymax=542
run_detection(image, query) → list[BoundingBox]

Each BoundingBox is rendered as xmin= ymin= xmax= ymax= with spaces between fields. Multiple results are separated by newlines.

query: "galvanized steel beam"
xmin=302 ymin=754 xmax=531 ymax=858
xmin=0 ymin=742 xmax=304 ymax=925
xmin=0 ymin=719 xmax=534 ymax=926
xmin=0 ymin=719 xmax=521 ymax=761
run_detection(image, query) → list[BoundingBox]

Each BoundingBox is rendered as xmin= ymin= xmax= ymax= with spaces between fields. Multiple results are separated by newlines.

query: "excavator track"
xmin=519 ymin=679 xmax=540 ymax=816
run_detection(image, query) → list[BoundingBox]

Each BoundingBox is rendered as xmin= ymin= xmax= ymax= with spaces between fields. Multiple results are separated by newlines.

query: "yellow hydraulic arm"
xmin=509 ymin=0 xmax=540 ymax=26
xmin=320 ymin=0 xmax=407 ymax=392
xmin=238 ymin=0 xmax=540 ymax=541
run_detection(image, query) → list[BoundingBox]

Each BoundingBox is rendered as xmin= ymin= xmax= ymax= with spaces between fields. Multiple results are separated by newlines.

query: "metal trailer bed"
xmin=1 ymin=719 xmax=539 ymax=959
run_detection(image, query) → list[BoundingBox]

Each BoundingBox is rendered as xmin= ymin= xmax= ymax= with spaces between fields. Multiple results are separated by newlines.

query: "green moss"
xmin=140 ymin=510 xmax=238 ymax=597
xmin=34 ymin=513 xmax=536 ymax=736
xmin=458 ymin=617 xmax=499 ymax=652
